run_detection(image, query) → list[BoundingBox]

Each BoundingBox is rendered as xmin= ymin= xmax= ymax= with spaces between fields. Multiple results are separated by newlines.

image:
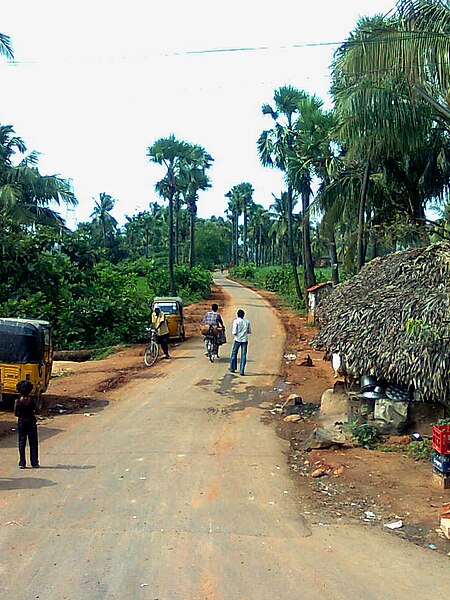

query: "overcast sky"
xmin=1 ymin=1 xmax=395 ymax=227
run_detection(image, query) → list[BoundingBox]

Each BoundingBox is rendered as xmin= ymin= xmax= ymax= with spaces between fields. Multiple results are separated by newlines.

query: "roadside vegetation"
xmin=2 ymin=1 xmax=450 ymax=348
xmin=229 ymin=264 xmax=332 ymax=310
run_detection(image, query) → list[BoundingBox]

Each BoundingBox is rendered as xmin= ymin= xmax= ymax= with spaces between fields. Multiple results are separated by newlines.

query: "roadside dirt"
xmin=2 ymin=278 xmax=449 ymax=554
xmin=253 ymin=286 xmax=450 ymax=554
xmin=0 ymin=283 xmax=227 ymax=436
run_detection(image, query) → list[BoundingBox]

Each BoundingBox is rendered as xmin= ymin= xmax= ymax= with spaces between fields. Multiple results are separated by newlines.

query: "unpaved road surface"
xmin=1 ymin=274 xmax=450 ymax=599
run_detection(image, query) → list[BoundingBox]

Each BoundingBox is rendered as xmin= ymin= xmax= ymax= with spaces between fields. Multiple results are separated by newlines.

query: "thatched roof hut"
xmin=311 ymin=242 xmax=450 ymax=405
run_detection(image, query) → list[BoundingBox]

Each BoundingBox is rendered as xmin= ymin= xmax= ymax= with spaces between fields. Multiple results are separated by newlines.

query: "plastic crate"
xmin=432 ymin=425 xmax=450 ymax=455
xmin=431 ymin=451 xmax=450 ymax=473
xmin=432 ymin=468 xmax=450 ymax=489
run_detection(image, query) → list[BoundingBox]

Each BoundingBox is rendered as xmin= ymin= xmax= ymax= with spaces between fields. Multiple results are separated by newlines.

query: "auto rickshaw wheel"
xmin=180 ymin=326 xmax=186 ymax=341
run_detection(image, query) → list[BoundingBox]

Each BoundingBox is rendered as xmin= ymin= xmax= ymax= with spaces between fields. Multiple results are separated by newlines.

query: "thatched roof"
xmin=311 ymin=243 xmax=450 ymax=404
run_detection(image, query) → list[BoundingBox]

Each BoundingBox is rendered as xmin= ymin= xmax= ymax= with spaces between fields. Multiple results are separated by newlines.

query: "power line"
xmin=3 ymin=32 xmax=449 ymax=66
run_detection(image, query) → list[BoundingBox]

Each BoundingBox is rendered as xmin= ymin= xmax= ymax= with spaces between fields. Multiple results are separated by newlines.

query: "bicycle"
xmin=204 ymin=334 xmax=217 ymax=363
xmin=144 ymin=329 xmax=160 ymax=366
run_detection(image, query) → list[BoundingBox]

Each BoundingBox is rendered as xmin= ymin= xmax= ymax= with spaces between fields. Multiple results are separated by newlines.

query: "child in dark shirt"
xmin=14 ymin=380 xmax=39 ymax=469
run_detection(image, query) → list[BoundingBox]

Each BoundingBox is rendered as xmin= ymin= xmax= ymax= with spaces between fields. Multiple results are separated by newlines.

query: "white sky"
xmin=0 ymin=0 xmax=395 ymax=227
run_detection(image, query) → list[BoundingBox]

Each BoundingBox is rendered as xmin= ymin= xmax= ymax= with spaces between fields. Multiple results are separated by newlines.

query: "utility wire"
xmin=2 ymin=31 xmax=450 ymax=66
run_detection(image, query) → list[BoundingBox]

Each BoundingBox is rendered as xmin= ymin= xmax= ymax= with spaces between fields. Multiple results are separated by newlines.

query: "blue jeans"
xmin=230 ymin=341 xmax=248 ymax=375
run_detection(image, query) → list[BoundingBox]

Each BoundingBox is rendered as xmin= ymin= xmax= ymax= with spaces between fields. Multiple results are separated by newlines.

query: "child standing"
xmin=14 ymin=380 xmax=40 ymax=469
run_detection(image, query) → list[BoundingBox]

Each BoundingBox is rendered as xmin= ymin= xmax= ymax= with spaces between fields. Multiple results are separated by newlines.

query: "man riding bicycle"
xmin=201 ymin=303 xmax=225 ymax=357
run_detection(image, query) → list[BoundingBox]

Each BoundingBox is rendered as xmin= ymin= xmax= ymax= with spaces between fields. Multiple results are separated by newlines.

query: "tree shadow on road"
xmin=0 ymin=477 xmax=57 ymax=490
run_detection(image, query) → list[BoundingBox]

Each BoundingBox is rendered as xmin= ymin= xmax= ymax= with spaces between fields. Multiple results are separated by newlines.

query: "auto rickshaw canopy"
xmin=152 ymin=297 xmax=184 ymax=314
xmin=0 ymin=318 xmax=51 ymax=364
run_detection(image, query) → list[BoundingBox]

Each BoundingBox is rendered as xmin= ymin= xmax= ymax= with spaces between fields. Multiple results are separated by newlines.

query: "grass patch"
xmin=91 ymin=346 xmax=127 ymax=361
xmin=51 ymin=368 xmax=74 ymax=379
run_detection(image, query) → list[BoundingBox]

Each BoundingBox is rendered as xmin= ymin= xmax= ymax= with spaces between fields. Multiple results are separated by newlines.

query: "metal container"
xmin=360 ymin=375 xmax=378 ymax=392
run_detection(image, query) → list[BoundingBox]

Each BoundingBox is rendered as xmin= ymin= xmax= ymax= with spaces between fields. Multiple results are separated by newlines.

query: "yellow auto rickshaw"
xmin=151 ymin=297 xmax=185 ymax=341
xmin=0 ymin=318 xmax=53 ymax=404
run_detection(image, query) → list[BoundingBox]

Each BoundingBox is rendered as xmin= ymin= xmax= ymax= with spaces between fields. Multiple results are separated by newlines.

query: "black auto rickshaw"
xmin=0 ymin=318 xmax=53 ymax=407
xmin=151 ymin=297 xmax=185 ymax=340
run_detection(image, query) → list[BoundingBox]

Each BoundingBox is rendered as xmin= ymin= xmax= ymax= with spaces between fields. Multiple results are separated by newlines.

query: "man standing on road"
xmin=229 ymin=309 xmax=251 ymax=375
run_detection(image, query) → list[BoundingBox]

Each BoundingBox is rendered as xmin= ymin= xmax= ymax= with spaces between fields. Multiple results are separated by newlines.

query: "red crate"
xmin=432 ymin=425 xmax=450 ymax=455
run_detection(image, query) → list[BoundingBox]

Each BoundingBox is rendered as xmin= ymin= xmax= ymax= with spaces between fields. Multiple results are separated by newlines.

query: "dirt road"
xmin=1 ymin=275 xmax=450 ymax=599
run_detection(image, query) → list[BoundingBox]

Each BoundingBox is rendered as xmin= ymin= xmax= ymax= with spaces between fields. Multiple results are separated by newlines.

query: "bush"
xmin=229 ymin=264 xmax=306 ymax=310
xmin=0 ymin=228 xmax=213 ymax=351
xmin=146 ymin=264 xmax=212 ymax=304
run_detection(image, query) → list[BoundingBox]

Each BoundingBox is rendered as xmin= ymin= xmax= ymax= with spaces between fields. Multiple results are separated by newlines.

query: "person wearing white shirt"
xmin=229 ymin=309 xmax=252 ymax=375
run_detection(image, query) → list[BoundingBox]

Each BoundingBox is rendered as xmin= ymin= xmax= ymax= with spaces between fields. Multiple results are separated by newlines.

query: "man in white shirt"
xmin=229 ymin=309 xmax=252 ymax=375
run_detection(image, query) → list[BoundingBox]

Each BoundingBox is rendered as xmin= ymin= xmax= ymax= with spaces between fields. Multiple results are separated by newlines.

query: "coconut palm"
xmin=225 ymin=189 xmax=242 ymax=265
xmin=90 ymin=192 xmax=118 ymax=248
xmin=0 ymin=125 xmax=76 ymax=230
xmin=258 ymin=86 xmax=309 ymax=298
xmin=332 ymin=14 xmax=442 ymax=267
xmin=227 ymin=183 xmax=254 ymax=264
xmin=269 ymin=192 xmax=291 ymax=265
xmin=335 ymin=1 xmax=450 ymax=120
xmin=0 ymin=33 xmax=13 ymax=60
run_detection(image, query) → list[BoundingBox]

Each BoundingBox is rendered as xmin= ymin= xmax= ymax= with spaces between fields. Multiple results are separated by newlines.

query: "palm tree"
xmin=225 ymin=189 xmax=242 ymax=265
xmin=332 ymin=15 xmax=439 ymax=267
xmin=335 ymin=1 xmax=450 ymax=121
xmin=286 ymin=93 xmax=335 ymax=288
xmin=0 ymin=125 xmax=77 ymax=230
xmin=258 ymin=86 xmax=307 ymax=299
xmin=148 ymin=136 xmax=213 ymax=290
xmin=147 ymin=135 xmax=192 ymax=294
xmin=180 ymin=145 xmax=213 ymax=268
xmin=90 ymin=192 xmax=118 ymax=248
xmin=0 ymin=33 xmax=13 ymax=60
xmin=269 ymin=192 xmax=290 ymax=266
xmin=227 ymin=183 xmax=254 ymax=264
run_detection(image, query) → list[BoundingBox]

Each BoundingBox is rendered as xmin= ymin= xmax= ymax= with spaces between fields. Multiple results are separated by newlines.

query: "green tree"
xmin=179 ymin=145 xmax=213 ymax=268
xmin=226 ymin=183 xmax=254 ymax=264
xmin=225 ymin=190 xmax=241 ymax=264
xmin=258 ymin=86 xmax=306 ymax=298
xmin=0 ymin=125 xmax=77 ymax=230
xmin=147 ymin=135 xmax=189 ymax=294
xmin=0 ymin=32 xmax=13 ymax=59
xmin=90 ymin=192 xmax=118 ymax=249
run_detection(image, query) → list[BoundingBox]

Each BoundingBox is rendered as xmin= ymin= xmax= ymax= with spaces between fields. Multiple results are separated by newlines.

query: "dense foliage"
xmin=4 ymin=2 xmax=450 ymax=348
xmin=0 ymin=227 xmax=212 ymax=349
xmin=229 ymin=264 xmax=331 ymax=310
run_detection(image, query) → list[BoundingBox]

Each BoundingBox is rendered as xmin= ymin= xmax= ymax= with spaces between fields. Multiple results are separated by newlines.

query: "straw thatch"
xmin=311 ymin=243 xmax=450 ymax=405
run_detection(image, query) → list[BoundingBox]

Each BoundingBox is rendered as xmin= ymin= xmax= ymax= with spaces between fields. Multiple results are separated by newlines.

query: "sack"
xmin=218 ymin=329 xmax=227 ymax=345
xmin=200 ymin=324 xmax=210 ymax=336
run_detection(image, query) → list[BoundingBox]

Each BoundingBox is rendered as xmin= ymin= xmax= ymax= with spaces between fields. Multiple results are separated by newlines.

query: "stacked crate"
xmin=431 ymin=425 xmax=450 ymax=489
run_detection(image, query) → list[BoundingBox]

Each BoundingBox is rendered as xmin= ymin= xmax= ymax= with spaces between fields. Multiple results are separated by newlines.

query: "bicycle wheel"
xmin=144 ymin=340 xmax=159 ymax=366
xmin=206 ymin=339 xmax=215 ymax=363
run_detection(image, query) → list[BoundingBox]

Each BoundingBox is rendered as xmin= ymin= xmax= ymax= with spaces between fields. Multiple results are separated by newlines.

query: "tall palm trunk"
xmin=328 ymin=228 xmax=339 ymax=285
xmin=174 ymin=199 xmax=181 ymax=266
xmin=231 ymin=213 xmax=236 ymax=264
xmin=188 ymin=201 xmax=196 ymax=269
xmin=286 ymin=185 xmax=303 ymax=299
xmin=233 ymin=213 xmax=239 ymax=264
xmin=242 ymin=203 xmax=248 ymax=264
xmin=357 ymin=159 xmax=371 ymax=271
xmin=168 ymin=189 xmax=176 ymax=295
xmin=301 ymin=189 xmax=316 ymax=290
